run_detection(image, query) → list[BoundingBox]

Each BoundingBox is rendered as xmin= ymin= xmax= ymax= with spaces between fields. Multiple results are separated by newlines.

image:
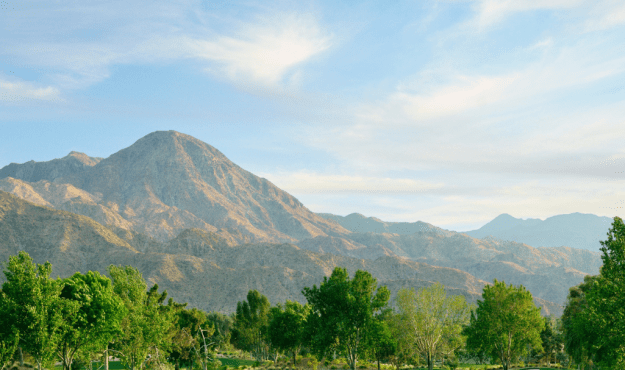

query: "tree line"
xmin=0 ymin=216 xmax=623 ymax=370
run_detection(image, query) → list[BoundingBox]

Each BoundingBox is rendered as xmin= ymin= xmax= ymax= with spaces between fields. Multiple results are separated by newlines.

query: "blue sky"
xmin=1 ymin=0 xmax=625 ymax=232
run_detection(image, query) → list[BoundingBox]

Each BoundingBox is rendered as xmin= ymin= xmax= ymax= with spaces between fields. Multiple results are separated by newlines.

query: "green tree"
xmin=563 ymin=216 xmax=625 ymax=368
xmin=108 ymin=265 xmax=174 ymax=370
xmin=463 ymin=280 xmax=544 ymax=370
xmin=1 ymin=252 xmax=65 ymax=370
xmin=302 ymin=267 xmax=391 ymax=370
xmin=169 ymin=306 xmax=215 ymax=370
xmin=364 ymin=309 xmax=397 ymax=370
xmin=0 ymin=289 xmax=19 ymax=370
xmin=206 ymin=312 xmax=234 ymax=351
xmin=268 ymin=300 xmax=310 ymax=366
xmin=561 ymin=275 xmax=599 ymax=369
xmin=395 ymin=283 xmax=471 ymax=370
xmin=231 ymin=290 xmax=271 ymax=361
xmin=56 ymin=271 xmax=126 ymax=370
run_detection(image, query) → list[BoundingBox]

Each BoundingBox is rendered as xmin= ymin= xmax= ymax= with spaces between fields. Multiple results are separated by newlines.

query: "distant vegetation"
xmin=1 ymin=217 xmax=624 ymax=370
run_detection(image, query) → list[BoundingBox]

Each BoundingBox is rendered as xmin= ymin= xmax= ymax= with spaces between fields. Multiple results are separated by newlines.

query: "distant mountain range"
xmin=0 ymin=131 xmax=608 ymax=316
xmin=317 ymin=212 xmax=613 ymax=253
xmin=462 ymin=213 xmax=612 ymax=252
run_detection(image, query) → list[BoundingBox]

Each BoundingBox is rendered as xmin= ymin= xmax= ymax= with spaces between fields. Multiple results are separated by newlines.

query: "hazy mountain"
xmin=1 ymin=190 xmax=568 ymax=316
xmin=463 ymin=213 xmax=614 ymax=252
xmin=0 ymin=131 xmax=349 ymax=243
xmin=317 ymin=213 xmax=444 ymax=234
xmin=0 ymin=151 xmax=102 ymax=182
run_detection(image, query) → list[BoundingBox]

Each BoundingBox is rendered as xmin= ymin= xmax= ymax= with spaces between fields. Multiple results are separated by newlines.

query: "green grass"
xmin=54 ymin=361 xmax=129 ymax=370
xmin=218 ymin=358 xmax=258 ymax=367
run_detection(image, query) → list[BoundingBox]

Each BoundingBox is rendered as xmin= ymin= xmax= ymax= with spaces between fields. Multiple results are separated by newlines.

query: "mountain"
xmin=463 ymin=213 xmax=613 ymax=252
xmin=1 ymin=191 xmax=567 ymax=316
xmin=0 ymin=131 xmax=605 ymax=316
xmin=297 ymin=229 xmax=601 ymax=307
xmin=0 ymin=151 xmax=103 ymax=182
xmin=317 ymin=213 xmax=444 ymax=234
xmin=0 ymin=131 xmax=349 ymax=243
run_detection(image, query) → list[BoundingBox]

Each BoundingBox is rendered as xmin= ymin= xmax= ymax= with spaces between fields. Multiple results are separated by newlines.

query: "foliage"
xmin=463 ymin=280 xmax=544 ymax=370
xmin=561 ymin=274 xmax=599 ymax=368
xmin=0 ymin=289 xmax=19 ymax=370
xmin=364 ymin=309 xmax=397 ymax=370
xmin=231 ymin=290 xmax=272 ymax=361
xmin=302 ymin=267 xmax=390 ymax=370
xmin=268 ymin=300 xmax=310 ymax=365
xmin=562 ymin=216 xmax=625 ymax=368
xmin=1 ymin=251 xmax=65 ymax=370
xmin=56 ymin=271 xmax=126 ymax=370
xmin=206 ymin=312 xmax=235 ymax=350
xmin=108 ymin=265 xmax=175 ymax=370
xmin=395 ymin=283 xmax=471 ymax=370
xmin=169 ymin=305 xmax=212 ymax=370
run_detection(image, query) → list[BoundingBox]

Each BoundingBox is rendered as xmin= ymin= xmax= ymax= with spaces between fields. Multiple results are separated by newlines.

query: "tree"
xmin=169 ymin=306 xmax=216 ymax=370
xmin=1 ymin=252 xmax=65 ymax=370
xmin=364 ymin=309 xmax=398 ymax=370
xmin=395 ymin=283 xmax=471 ymax=370
xmin=463 ymin=280 xmax=544 ymax=370
xmin=561 ymin=275 xmax=600 ymax=369
xmin=538 ymin=316 xmax=563 ymax=367
xmin=231 ymin=290 xmax=271 ymax=361
xmin=268 ymin=300 xmax=310 ymax=366
xmin=563 ymin=216 xmax=625 ymax=368
xmin=56 ymin=271 xmax=126 ymax=370
xmin=108 ymin=265 xmax=174 ymax=370
xmin=0 ymin=289 xmax=19 ymax=370
xmin=206 ymin=312 xmax=234 ymax=351
xmin=302 ymin=267 xmax=390 ymax=370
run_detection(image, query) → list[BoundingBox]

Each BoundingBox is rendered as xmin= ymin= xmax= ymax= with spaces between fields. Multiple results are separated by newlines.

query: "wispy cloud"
xmin=469 ymin=0 xmax=585 ymax=30
xmin=260 ymin=171 xmax=444 ymax=194
xmin=0 ymin=77 xmax=62 ymax=104
xmin=186 ymin=13 xmax=332 ymax=87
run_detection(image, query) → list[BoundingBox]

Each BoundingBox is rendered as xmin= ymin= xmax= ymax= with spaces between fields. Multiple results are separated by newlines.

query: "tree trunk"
xmin=377 ymin=358 xmax=381 ymax=370
xmin=427 ymin=352 xmax=433 ymax=370
xmin=105 ymin=346 xmax=109 ymax=370
xmin=293 ymin=351 xmax=297 ymax=368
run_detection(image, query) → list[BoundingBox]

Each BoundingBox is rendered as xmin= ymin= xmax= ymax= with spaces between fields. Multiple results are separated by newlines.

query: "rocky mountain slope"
xmin=0 ymin=131 xmax=349 ymax=243
xmin=1 ymin=191 xmax=568 ymax=315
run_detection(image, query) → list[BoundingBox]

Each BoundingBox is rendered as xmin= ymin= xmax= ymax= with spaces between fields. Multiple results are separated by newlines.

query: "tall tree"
xmin=108 ymin=265 xmax=174 ymax=370
xmin=395 ymin=283 xmax=471 ymax=370
xmin=565 ymin=216 xmax=625 ymax=368
xmin=463 ymin=280 xmax=544 ymax=370
xmin=231 ymin=290 xmax=271 ymax=361
xmin=56 ymin=271 xmax=126 ymax=370
xmin=1 ymin=252 xmax=65 ymax=370
xmin=268 ymin=300 xmax=310 ymax=366
xmin=302 ymin=267 xmax=390 ymax=370
xmin=561 ymin=275 xmax=600 ymax=369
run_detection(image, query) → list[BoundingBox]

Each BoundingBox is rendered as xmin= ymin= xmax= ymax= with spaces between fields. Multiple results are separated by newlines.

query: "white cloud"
xmin=470 ymin=0 xmax=585 ymax=29
xmin=259 ymin=171 xmax=444 ymax=194
xmin=186 ymin=13 xmax=332 ymax=87
xmin=0 ymin=78 xmax=62 ymax=104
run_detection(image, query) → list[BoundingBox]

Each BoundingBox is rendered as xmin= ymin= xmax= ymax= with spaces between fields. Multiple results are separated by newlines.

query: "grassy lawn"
xmin=218 ymin=358 xmax=259 ymax=367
